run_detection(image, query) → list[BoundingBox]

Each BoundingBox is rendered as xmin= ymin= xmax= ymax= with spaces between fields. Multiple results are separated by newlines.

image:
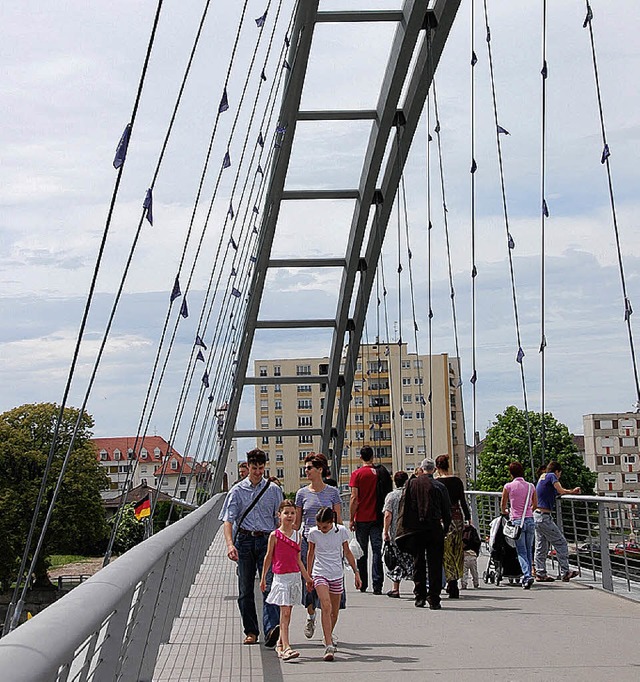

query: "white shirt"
xmin=307 ymin=524 xmax=350 ymax=580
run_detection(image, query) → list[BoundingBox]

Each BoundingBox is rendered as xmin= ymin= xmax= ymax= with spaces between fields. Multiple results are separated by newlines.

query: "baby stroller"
xmin=483 ymin=515 xmax=523 ymax=586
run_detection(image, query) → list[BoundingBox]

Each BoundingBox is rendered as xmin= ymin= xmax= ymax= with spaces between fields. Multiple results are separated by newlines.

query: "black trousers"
xmin=412 ymin=525 xmax=445 ymax=605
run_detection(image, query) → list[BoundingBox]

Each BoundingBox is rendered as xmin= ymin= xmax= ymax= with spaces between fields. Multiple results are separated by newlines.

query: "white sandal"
xmin=281 ymin=648 xmax=300 ymax=661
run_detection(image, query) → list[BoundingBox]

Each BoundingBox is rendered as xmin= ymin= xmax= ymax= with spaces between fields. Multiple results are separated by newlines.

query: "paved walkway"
xmin=153 ymin=527 xmax=640 ymax=681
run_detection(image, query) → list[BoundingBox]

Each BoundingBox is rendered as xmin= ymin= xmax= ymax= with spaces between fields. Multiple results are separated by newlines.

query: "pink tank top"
xmin=272 ymin=529 xmax=301 ymax=574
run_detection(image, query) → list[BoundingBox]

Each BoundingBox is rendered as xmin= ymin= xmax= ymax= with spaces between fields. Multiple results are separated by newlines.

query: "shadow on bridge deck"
xmin=153 ymin=527 xmax=640 ymax=682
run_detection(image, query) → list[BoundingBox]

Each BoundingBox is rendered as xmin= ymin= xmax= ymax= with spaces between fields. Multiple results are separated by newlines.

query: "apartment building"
xmin=254 ymin=343 xmax=466 ymax=494
xmin=583 ymin=413 xmax=640 ymax=497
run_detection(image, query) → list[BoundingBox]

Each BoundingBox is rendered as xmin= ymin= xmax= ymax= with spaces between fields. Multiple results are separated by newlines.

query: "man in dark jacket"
xmin=400 ymin=458 xmax=451 ymax=609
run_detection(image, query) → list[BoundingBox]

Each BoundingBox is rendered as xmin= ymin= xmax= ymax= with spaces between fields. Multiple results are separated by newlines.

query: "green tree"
xmin=108 ymin=503 xmax=145 ymax=553
xmin=477 ymin=406 xmax=596 ymax=493
xmin=0 ymin=403 xmax=110 ymax=589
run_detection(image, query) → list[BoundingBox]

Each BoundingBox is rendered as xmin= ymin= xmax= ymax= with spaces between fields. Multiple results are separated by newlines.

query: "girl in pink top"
xmin=261 ymin=500 xmax=312 ymax=661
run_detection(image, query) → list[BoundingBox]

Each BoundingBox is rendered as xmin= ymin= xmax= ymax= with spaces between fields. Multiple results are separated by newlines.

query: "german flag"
xmin=134 ymin=494 xmax=151 ymax=520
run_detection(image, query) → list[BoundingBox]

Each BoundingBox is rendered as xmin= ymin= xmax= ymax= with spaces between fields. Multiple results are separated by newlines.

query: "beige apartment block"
xmin=254 ymin=343 xmax=466 ymax=494
xmin=584 ymin=413 xmax=640 ymax=498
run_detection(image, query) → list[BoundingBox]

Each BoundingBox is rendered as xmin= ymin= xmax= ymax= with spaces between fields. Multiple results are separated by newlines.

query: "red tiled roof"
xmin=153 ymin=452 xmax=208 ymax=477
xmin=92 ymin=436 xmax=181 ymax=463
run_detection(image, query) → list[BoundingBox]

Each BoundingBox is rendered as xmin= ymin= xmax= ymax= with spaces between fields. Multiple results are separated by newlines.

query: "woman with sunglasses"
xmin=295 ymin=453 xmax=343 ymax=641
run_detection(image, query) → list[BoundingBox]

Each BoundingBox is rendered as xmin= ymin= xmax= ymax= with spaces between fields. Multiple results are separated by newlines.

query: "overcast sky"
xmin=2 ymin=0 xmax=639 ymax=456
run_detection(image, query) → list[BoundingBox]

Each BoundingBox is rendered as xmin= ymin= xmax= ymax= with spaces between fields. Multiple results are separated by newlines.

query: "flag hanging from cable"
xmin=195 ymin=334 xmax=207 ymax=350
xmin=180 ymin=298 xmax=189 ymax=319
xmin=516 ymin=347 xmax=525 ymax=364
xmin=113 ymin=123 xmax=132 ymax=169
xmin=497 ymin=125 xmax=510 ymax=135
xmin=256 ymin=10 xmax=267 ymax=27
xmin=219 ymin=88 xmax=229 ymax=113
xmin=257 ymin=132 xmax=264 ymax=148
xmin=143 ymin=188 xmax=153 ymax=226
xmin=196 ymin=350 xmax=205 ymax=362
xmin=601 ymin=143 xmax=610 ymax=164
xmin=170 ymin=277 xmax=181 ymax=302
xmin=202 ymin=371 xmax=210 ymax=388
xmin=134 ymin=494 xmax=151 ymax=520
xmin=583 ymin=3 xmax=593 ymax=28
xmin=228 ymin=203 xmax=234 ymax=220
xmin=223 ymin=151 xmax=231 ymax=169
xmin=231 ymin=287 xmax=241 ymax=298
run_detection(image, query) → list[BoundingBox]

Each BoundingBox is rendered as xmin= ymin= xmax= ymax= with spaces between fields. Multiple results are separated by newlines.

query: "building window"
xmin=127 ymin=448 xmax=135 ymax=459
xmin=403 ymin=411 xmax=413 ymax=420
xmin=405 ymin=446 xmax=414 ymax=454
xmin=414 ymin=377 xmax=423 ymax=385
xmin=259 ymin=365 xmax=268 ymax=377
xmin=274 ymin=365 xmax=281 ymax=376
xmin=624 ymin=473 xmax=639 ymax=483
xmin=355 ymin=430 xmax=364 ymax=440
xmin=113 ymin=449 xmax=121 ymax=460
xmin=402 ymin=377 xmax=411 ymax=385
xmin=300 ymin=467 xmax=307 ymax=478
xmin=403 ymin=394 xmax=412 ymax=403
xmin=354 ymin=413 xmax=364 ymax=423
xmin=140 ymin=449 xmax=148 ymax=459
xmin=341 ymin=466 xmax=349 ymax=475
xmin=296 ymin=365 xmax=312 ymax=376
xmin=261 ymin=417 xmax=269 ymax=428
xmin=414 ymin=360 xmax=423 ymax=369
xmin=602 ymin=456 xmax=615 ymax=465
xmin=179 ymin=476 xmax=187 ymax=485
xmin=405 ymin=429 xmax=414 ymax=438
xmin=415 ymin=394 xmax=423 ymax=403
xmin=276 ymin=468 xmax=284 ymax=479
xmin=299 ymin=450 xmax=312 ymax=460
xmin=100 ymin=450 xmax=108 ymax=461
xmin=274 ymin=384 xmax=281 ymax=393
xmin=275 ymin=416 xmax=283 ymax=428
xmin=401 ymin=360 xmax=411 ymax=369
xmin=417 ymin=428 xmax=425 ymax=438
xmin=415 ymin=411 xmax=425 ymax=420
xmin=297 ymin=384 xmax=312 ymax=393
xmin=274 ymin=399 xmax=282 ymax=411
xmin=622 ymin=437 xmax=636 ymax=447
xmin=298 ymin=415 xmax=312 ymax=427
xmin=354 ymin=396 xmax=363 ymax=406
xmin=276 ymin=451 xmax=284 ymax=462
xmin=260 ymin=385 xmax=268 ymax=394
xmin=260 ymin=399 xmax=268 ymax=411
xmin=262 ymin=436 xmax=269 ymax=445
xmin=623 ymin=455 xmax=637 ymax=464
xmin=154 ymin=447 xmax=161 ymax=457
xmin=171 ymin=460 xmax=178 ymax=470
xmin=299 ymin=434 xmax=313 ymax=444
xmin=275 ymin=435 xmax=283 ymax=444
xmin=599 ymin=419 xmax=613 ymax=430
xmin=417 ymin=445 xmax=426 ymax=455
xmin=298 ymin=399 xmax=312 ymax=410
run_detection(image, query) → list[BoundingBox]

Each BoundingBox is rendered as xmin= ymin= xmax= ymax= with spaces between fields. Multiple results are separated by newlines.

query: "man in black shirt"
xmin=400 ymin=458 xmax=451 ymax=609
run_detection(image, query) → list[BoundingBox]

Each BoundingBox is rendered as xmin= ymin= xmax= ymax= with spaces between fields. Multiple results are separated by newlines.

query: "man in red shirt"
xmin=349 ymin=446 xmax=383 ymax=594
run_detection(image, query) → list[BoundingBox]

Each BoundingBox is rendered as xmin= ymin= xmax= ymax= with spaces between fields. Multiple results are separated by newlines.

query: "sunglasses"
xmin=304 ymin=465 xmax=320 ymax=470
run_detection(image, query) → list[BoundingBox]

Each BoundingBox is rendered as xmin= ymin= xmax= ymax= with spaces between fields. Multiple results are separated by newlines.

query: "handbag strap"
xmin=233 ymin=479 xmax=272 ymax=544
xmin=519 ymin=483 xmax=533 ymax=525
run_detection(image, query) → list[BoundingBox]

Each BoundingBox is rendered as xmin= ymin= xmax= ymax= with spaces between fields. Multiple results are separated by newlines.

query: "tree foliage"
xmin=477 ymin=406 xmax=596 ymax=493
xmin=109 ymin=503 xmax=145 ymax=554
xmin=0 ymin=403 xmax=109 ymax=589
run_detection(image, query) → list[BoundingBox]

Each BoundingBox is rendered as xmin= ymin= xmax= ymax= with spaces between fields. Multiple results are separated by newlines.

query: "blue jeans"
xmin=236 ymin=533 xmax=279 ymax=637
xmin=355 ymin=520 xmax=383 ymax=592
xmin=514 ymin=517 xmax=535 ymax=581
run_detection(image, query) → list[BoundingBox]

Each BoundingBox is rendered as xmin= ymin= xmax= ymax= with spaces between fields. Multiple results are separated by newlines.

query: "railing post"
xmin=90 ymin=589 xmax=135 ymax=682
xmin=598 ymin=504 xmax=614 ymax=592
xmin=470 ymin=493 xmax=479 ymax=529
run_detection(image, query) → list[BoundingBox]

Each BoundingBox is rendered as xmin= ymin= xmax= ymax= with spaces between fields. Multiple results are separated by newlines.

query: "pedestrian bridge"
xmin=1 ymin=492 xmax=639 ymax=682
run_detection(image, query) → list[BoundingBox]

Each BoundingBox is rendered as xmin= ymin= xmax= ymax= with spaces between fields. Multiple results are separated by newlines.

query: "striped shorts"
xmin=313 ymin=576 xmax=343 ymax=594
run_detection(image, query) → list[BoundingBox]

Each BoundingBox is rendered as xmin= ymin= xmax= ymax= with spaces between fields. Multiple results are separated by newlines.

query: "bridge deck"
xmin=153 ymin=527 xmax=640 ymax=681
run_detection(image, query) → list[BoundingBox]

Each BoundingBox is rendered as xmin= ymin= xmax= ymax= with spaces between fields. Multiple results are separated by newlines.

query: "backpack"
xmin=462 ymin=523 xmax=481 ymax=555
xmin=373 ymin=463 xmax=393 ymax=522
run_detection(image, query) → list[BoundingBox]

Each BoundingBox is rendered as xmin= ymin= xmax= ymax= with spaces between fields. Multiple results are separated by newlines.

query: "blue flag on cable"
xmin=497 ymin=125 xmax=510 ymax=135
xmin=143 ymin=188 xmax=153 ymax=226
xmin=256 ymin=10 xmax=267 ymax=27
xmin=253 ymin=205 xmax=259 ymax=215
xmin=284 ymin=35 xmax=290 ymax=48
xmin=219 ymin=88 xmax=229 ymax=114
xmin=470 ymin=370 xmax=477 ymax=385
xmin=208 ymin=394 xmax=214 ymax=403
xmin=625 ymin=297 xmax=633 ymax=321
xmin=583 ymin=4 xmax=593 ymax=28
xmin=252 ymin=226 xmax=258 ymax=235
xmin=471 ymin=265 xmax=477 ymax=278
xmin=170 ymin=276 xmax=181 ymax=302
xmin=230 ymin=237 xmax=237 ymax=251
xmin=541 ymin=61 xmax=548 ymax=79
xmin=257 ymin=164 xmax=264 ymax=176
xmin=223 ymin=151 xmax=231 ymax=169
xmin=180 ymin=298 xmax=189 ymax=319
xmin=516 ymin=347 xmax=525 ymax=364
xmin=250 ymin=256 xmax=256 ymax=263
xmin=471 ymin=51 xmax=478 ymax=66
xmin=195 ymin=335 xmax=207 ymax=350
xmin=231 ymin=287 xmax=241 ymax=298
xmin=283 ymin=59 xmax=291 ymax=70
xmin=276 ymin=124 xmax=287 ymax=134
xmin=261 ymin=69 xmax=267 ymax=82
xmin=601 ymin=143 xmax=610 ymax=164
xmin=202 ymin=371 xmax=209 ymax=388
xmin=508 ymin=233 xmax=515 ymax=249
xmin=470 ymin=158 xmax=477 ymax=173
xmin=543 ymin=199 xmax=549 ymax=217
xmin=113 ymin=123 xmax=132 ymax=169
xmin=228 ymin=203 xmax=234 ymax=220
xmin=486 ymin=26 xmax=491 ymax=43
xmin=539 ymin=334 xmax=547 ymax=352
xmin=196 ymin=350 xmax=205 ymax=363
xmin=257 ymin=132 xmax=264 ymax=148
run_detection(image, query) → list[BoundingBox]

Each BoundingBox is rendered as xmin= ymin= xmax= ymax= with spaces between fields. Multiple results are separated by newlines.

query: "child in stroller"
xmin=483 ymin=515 xmax=523 ymax=586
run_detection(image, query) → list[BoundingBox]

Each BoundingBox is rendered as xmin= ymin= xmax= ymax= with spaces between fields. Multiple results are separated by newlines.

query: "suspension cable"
xmin=583 ymin=1 xmax=640 ymax=407
xmin=482 ymin=0 xmax=535 ymax=479
xmin=540 ymin=0 xmax=549 ymax=464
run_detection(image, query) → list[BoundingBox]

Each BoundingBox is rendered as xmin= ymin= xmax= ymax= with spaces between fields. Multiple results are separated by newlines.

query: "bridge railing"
xmin=467 ymin=490 xmax=640 ymax=594
xmin=0 ymin=493 xmax=225 ymax=682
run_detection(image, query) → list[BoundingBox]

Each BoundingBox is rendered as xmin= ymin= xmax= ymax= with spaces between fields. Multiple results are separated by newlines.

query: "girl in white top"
xmin=306 ymin=507 xmax=361 ymax=662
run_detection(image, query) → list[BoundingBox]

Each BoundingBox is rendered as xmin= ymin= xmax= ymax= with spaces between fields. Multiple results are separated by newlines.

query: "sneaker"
xmin=523 ymin=577 xmax=534 ymax=590
xmin=304 ymin=615 xmax=316 ymax=639
xmin=535 ymin=575 xmax=555 ymax=583
xmin=562 ymin=570 xmax=579 ymax=582
xmin=414 ymin=597 xmax=426 ymax=608
xmin=323 ymin=645 xmax=336 ymax=662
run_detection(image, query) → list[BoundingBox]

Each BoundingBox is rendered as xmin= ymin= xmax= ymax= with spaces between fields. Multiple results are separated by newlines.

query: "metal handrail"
xmin=0 ymin=493 xmax=225 ymax=682
xmin=466 ymin=490 xmax=640 ymax=595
